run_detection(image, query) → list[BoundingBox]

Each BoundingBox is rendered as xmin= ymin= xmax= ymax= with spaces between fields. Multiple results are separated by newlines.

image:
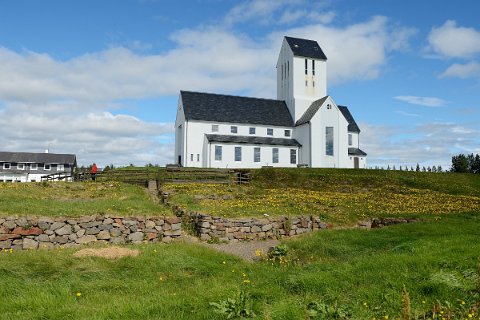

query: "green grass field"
xmin=0 ymin=181 xmax=170 ymax=217
xmin=1 ymin=214 xmax=479 ymax=319
xmin=164 ymin=168 xmax=480 ymax=224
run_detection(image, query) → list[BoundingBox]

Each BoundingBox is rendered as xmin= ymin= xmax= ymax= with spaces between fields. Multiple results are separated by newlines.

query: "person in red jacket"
xmin=91 ymin=163 xmax=98 ymax=181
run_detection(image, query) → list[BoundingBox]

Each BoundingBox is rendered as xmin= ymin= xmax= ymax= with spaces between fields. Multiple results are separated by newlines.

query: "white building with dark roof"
xmin=175 ymin=36 xmax=367 ymax=169
xmin=0 ymin=151 xmax=77 ymax=182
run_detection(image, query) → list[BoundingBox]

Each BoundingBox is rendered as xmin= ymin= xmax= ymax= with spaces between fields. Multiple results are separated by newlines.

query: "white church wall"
xmin=174 ymin=99 xmax=186 ymax=166
xmin=207 ymin=143 xmax=299 ymax=169
xmin=184 ymin=120 xmax=296 ymax=168
xmin=293 ymin=123 xmax=310 ymax=166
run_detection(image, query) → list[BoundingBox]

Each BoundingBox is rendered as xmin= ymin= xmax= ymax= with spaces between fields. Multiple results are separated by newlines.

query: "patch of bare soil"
xmin=181 ymin=235 xmax=279 ymax=262
xmin=73 ymin=247 xmax=140 ymax=259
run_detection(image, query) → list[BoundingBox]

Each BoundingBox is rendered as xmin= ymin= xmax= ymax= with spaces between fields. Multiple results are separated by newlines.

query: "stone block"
xmin=98 ymin=224 xmax=113 ymax=231
xmin=128 ymin=232 xmax=144 ymax=242
xmin=145 ymin=220 xmax=156 ymax=228
xmin=50 ymin=222 xmax=65 ymax=231
xmin=0 ymin=234 xmax=21 ymax=241
xmin=37 ymin=222 xmax=50 ymax=230
xmin=0 ymin=218 xmax=5 ymax=224
xmin=3 ymin=221 xmax=17 ymax=230
xmin=76 ymin=229 xmax=86 ymax=237
xmin=0 ymin=240 xmax=12 ymax=249
xmin=103 ymin=218 xmax=114 ymax=225
xmin=171 ymin=223 xmax=181 ymax=231
xmin=261 ymin=224 xmax=272 ymax=232
xmin=37 ymin=234 xmax=50 ymax=242
xmin=200 ymin=233 xmax=211 ymax=241
xmin=23 ymin=238 xmax=38 ymax=250
xmin=97 ymin=230 xmax=111 ymax=240
xmin=110 ymin=228 xmax=122 ymax=237
xmin=163 ymin=224 xmax=172 ymax=231
xmin=164 ymin=230 xmax=181 ymax=237
xmin=55 ymin=225 xmax=72 ymax=236
xmin=53 ymin=236 xmax=69 ymax=244
xmin=75 ymin=235 xmax=97 ymax=244
xmin=251 ymin=226 xmax=261 ymax=233
xmin=68 ymin=234 xmax=78 ymax=241
xmin=85 ymin=227 xmax=100 ymax=235
xmin=165 ymin=216 xmax=181 ymax=224
xmin=162 ymin=236 xmax=173 ymax=243
xmin=123 ymin=220 xmax=138 ymax=227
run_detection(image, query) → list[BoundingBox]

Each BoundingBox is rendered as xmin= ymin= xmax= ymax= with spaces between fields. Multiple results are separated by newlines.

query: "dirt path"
xmin=181 ymin=235 xmax=280 ymax=262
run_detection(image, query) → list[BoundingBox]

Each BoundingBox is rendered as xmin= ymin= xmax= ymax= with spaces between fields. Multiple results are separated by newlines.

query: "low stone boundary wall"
xmin=171 ymin=206 xmax=331 ymax=242
xmin=0 ymin=215 xmax=181 ymax=250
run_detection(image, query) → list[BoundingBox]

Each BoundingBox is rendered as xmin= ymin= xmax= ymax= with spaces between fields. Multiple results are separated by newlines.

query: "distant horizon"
xmin=0 ymin=0 xmax=478 ymax=168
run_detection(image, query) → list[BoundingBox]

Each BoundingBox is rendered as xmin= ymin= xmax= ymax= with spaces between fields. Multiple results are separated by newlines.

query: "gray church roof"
xmin=206 ymin=134 xmax=301 ymax=147
xmin=295 ymin=97 xmax=361 ymax=133
xmin=285 ymin=36 xmax=328 ymax=60
xmin=338 ymin=106 xmax=361 ymax=133
xmin=295 ymin=96 xmax=329 ymax=126
xmin=181 ymin=91 xmax=294 ymax=127
xmin=0 ymin=151 xmax=76 ymax=164
xmin=348 ymin=148 xmax=367 ymax=156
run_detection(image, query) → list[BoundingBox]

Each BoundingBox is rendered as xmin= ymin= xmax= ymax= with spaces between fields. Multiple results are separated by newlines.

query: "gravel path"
xmin=181 ymin=235 xmax=280 ymax=262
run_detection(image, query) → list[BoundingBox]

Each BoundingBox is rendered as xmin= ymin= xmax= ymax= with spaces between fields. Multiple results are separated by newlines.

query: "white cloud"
xmin=394 ymin=95 xmax=447 ymax=107
xmin=362 ymin=121 xmax=478 ymax=167
xmin=428 ymin=20 xmax=480 ymax=58
xmin=0 ymin=13 xmax=414 ymax=167
xmin=394 ymin=110 xmax=420 ymax=117
xmin=224 ymin=0 xmax=293 ymax=25
xmin=439 ymin=61 xmax=480 ymax=79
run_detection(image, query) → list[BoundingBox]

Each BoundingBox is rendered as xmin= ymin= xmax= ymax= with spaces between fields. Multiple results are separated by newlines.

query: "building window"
xmin=290 ymin=149 xmax=297 ymax=164
xmin=249 ymin=127 xmax=256 ymax=134
xmin=312 ymin=81 xmax=315 ymax=87
xmin=215 ymin=146 xmax=222 ymax=161
xmin=212 ymin=124 xmax=219 ymax=132
xmin=326 ymin=127 xmax=334 ymax=156
xmin=281 ymin=64 xmax=284 ymax=80
xmin=44 ymin=164 xmax=51 ymax=170
xmin=235 ymin=147 xmax=242 ymax=161
xmin=312 ymin=60 xmax=315 ymax=76
xmin=287 ymin=61 xmax=289 ymax=77
xmin=272 ymin=148 xmax=279 ymax=163
xmin=17 ymin=163 xmax=25 ymax=170
xmin=231 ymin=126 xmax=237 ymax=134
xmin=3 ymin=163 xmax=11 ymax=169
xmin=190 ymin=154 xmax=193 ymax=162
xmin=348 ymin=134 xmax=353 ymax=146
xmin=284 ymin=129 xmax=291 ymax=137
xmin=30 ymin=164 xmax=38 ymax=170
xmin=267 ymin=128 xmax=273 ymax=136
xmin=254 ymin=147 xmax=260 ymax=162
xmin=58 ymin=164 xmax=64 ymax=171
xmin=305 ymin=58 xmax=308 ymax=75
xmin=305 ymin=80 xmax=308 ymax=87
xmin=197 ymin=154 xmax=200 ymax=162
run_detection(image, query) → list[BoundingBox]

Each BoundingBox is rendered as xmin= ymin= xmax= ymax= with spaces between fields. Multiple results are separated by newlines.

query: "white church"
xmin=175 ymin=36 xmax=367 ymax=169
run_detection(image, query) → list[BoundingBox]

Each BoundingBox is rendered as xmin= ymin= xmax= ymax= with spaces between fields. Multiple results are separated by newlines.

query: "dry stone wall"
xmin=172 ymin=206 xmax=330 ymax=242
xmin=0 ymin=215 xmax=181 ymax=250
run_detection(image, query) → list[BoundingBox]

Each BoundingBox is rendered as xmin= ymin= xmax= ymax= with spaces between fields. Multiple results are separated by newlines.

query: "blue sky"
xmin=0 ymin=0 xmax=479 ymax=168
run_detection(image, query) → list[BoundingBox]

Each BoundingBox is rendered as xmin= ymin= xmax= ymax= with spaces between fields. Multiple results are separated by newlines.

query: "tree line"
xmin=451 ymin=153 xmax=480 ymax=173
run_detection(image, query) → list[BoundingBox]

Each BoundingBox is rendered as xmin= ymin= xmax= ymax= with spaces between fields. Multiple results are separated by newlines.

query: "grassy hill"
xmin=163 ymin=168 xmax=480 ymax=224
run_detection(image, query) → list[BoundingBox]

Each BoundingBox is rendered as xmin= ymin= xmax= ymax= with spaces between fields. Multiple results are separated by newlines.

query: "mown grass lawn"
xmin=0 ymin=181 xmax=170 ymax=217
xmin=1 ymin=213 xmax=479 ymax=319
xmin=164 ymin=168 xmax=480 ymax=224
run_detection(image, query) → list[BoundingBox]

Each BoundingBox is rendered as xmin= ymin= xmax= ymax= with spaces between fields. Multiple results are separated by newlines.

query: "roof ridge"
xmin=181 ymin=90 xmax=281 ymax=103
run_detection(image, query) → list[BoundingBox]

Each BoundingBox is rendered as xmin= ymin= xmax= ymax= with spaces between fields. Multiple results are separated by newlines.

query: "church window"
xmin=305 ymin=80 xmax=308 ymax=87
xmin=284 ymin=129 xmax=291 ymax=137
xmin=326 ymin=127 xmax=334 ymax=156
xmin=215 ymin=146 xmax=222 ymax=161
xmin=231 ymin=126 xmax=237 ymax=134
xmin=348 ymin=134 xmax=353 ymax=146
xmin=254 ymin=147 xmax=260 ymax=162
xmin=30 ymin=164 xmax=38 ymax=170
xmin=17 ymin=163 xmax=25 ymax=170
xmin=3 ymin=163 xmax=11 ymax=169
xmin=281 ymin=64 xmax=284 ymax=79
xmin=267 ymin=128 xmax=273 ymax=136
xmin=287 ymin=61 xmax=289 ymax=77
xmin=305 ymin=59 xmax=308 ymax=75
xmin=272 ymin=148 xmax=279 ymax=163
xmin=290 ymin=149 xmax=297 ymax=164
xmin=313 ymin=81 xmax=315 ymax=87
xmin=312 ymin=60 xmax=315 ymax=76
xmin=235 ymin=147 xmax=242 ymax=161
xmin=212 ymin=124 xmax=219 ymax=132
xmin=197 ymin=154 xmax=200 ymax=162
xmin=249 ymin=127 xmax=256 ymax=134
xmin=190 ymin=154 xmax=193 ymax=162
